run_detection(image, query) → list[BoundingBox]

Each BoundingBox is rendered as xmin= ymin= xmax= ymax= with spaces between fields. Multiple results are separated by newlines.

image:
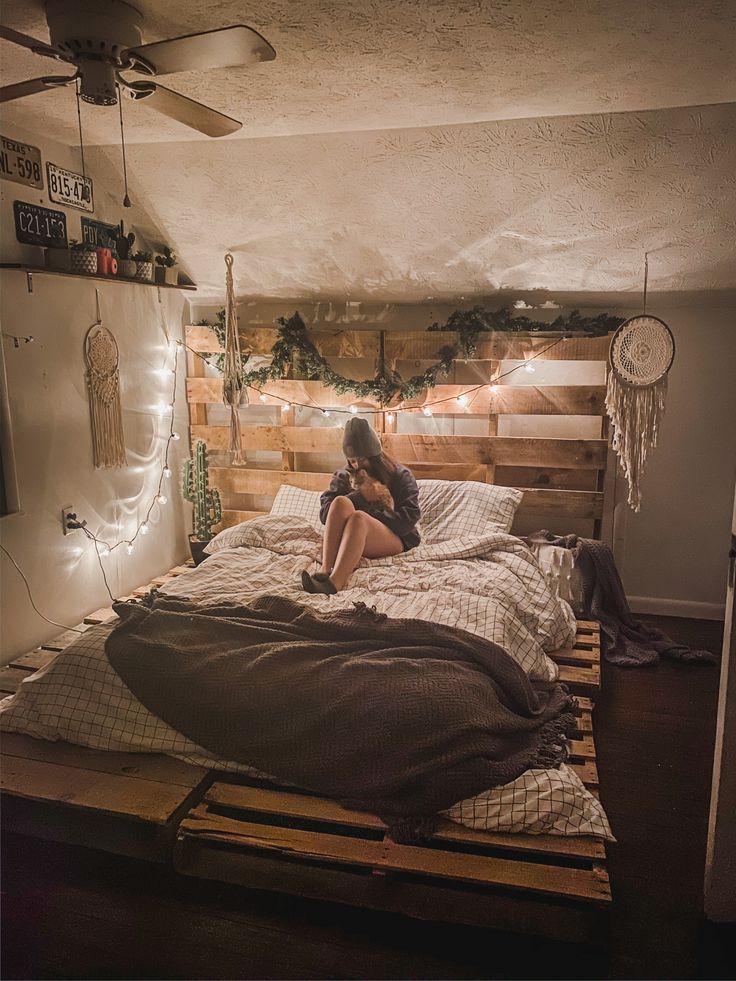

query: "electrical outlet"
xmin=62 ymin=506 xmax=80 ymax=535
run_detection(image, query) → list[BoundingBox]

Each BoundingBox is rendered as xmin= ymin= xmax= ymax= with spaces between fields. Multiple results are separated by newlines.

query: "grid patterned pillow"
xmin=270 ymin=485 xmax=323 ymax=527
xmin=417 ymin=480 xmax=523 ymax=542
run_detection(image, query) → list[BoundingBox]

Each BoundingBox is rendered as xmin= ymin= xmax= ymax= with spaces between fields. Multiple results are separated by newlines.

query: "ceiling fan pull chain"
xmin=75 ymin=78 xmax=86 ymax=179
xmin=117 ymin=83 xmax=132 ymax=208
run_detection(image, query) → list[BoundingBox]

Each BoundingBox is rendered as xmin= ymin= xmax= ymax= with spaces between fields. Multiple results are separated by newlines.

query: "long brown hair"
xmin=365 ymin=452 xmax=398 ymax=485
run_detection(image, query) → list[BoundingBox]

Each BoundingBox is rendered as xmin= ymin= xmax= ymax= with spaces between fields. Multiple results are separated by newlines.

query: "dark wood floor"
xmin=2 ymin=615 xmax=733 ymax=981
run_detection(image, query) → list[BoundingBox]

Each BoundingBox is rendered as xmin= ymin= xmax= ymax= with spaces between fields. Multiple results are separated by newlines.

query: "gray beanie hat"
xmin=343 ymin=417 xmax=382 ymax=459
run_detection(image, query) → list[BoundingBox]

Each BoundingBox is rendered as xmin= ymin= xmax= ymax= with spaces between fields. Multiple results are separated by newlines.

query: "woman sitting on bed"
xmin=301 ymin=417 xmax=421 ymax=594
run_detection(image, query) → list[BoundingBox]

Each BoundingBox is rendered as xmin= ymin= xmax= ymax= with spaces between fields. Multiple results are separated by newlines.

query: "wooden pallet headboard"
xmin=185 ymin=325 xmax=614 ymax=539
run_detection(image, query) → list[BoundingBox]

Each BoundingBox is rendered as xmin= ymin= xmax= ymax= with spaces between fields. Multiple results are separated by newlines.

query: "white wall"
xmin=0 ymin=125 xmax=191 ymax=663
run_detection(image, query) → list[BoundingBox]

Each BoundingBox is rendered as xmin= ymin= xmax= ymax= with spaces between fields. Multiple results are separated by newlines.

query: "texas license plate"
xmin=47 ymin=161 xmax=94 ymax=212
xmin=0 ymin=135 xmax=43 ymax=189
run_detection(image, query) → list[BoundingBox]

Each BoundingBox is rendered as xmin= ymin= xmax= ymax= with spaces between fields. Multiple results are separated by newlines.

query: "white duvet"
xmin=0 ymin=515 xmax=612 ymax=839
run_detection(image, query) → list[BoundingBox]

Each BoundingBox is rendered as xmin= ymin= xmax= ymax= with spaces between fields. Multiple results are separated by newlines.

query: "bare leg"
xmin=321 ymin=495 xmax=355 ymax=575
xmin=330 ymin=511 xmax=403 ymax=591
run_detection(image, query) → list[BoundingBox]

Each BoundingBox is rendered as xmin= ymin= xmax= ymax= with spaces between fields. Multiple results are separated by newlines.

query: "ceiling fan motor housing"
xmin=45 ymin=0 xmax=144 ymax=104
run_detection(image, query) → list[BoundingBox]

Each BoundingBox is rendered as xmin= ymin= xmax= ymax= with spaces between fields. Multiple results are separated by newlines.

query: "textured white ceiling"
xmin=88 ymin=102 xmax=736 ymax=299
xmin=1 ymin=0 xmax=735 ymax=145
xmin=2 ymin=0 xmax=735 ymax=298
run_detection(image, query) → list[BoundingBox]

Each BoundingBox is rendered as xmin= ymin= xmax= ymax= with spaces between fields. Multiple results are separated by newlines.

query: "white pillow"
xmin=270 ymin=485 xmax=323 ymax=527
xmin=417 ymin=480 xmax=523 ymax=542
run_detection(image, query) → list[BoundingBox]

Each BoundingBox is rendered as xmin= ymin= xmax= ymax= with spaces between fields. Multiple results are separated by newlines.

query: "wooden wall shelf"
xmin=0 ymin=264 xmax=197 ymax=292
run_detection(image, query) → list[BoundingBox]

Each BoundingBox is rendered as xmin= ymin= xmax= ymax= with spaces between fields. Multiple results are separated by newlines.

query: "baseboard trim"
xmin=628 ymin=596 xmax=726 ymax=621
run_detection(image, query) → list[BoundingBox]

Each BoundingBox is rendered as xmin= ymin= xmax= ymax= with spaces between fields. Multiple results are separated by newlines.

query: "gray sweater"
xmin=320 ymin=463 xmax=421 ymax=550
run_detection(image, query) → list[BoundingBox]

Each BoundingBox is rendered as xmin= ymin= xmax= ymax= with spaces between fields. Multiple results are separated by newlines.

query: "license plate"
xmin=0 ymin=135 xmax=43 ymax=189
xmin=13 ymin=200 xmax=68 ymax=248
xmin=47 ymin=161 xmax=94 ymax=212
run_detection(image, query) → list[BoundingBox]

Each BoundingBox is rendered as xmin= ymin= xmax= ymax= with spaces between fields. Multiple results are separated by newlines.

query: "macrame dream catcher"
xmin=605 ymin=259 xmax=674 ymax=512
xmin=84 ymin=294 xmax=127 ymax=469
xmin=222 ymin=252 xmax=247 ymax=463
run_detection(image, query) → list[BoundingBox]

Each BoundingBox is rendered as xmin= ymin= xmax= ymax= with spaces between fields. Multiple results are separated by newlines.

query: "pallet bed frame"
xmin=1 ymin=324 xmax=612 ymax=944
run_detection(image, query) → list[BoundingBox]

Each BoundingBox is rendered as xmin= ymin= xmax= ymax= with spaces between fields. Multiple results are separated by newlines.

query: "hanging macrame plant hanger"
xmin=84 ymin=290 xmax=127 ymax=469
xmin=605 ymin=254 xmax=675 ymax=512
xmin=222 ymin=252 xmax=247 ymax=463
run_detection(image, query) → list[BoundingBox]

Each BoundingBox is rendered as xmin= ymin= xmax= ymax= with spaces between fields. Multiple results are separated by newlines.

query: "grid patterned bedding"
xmin=0 ymin=515 xmax=612 ymax=839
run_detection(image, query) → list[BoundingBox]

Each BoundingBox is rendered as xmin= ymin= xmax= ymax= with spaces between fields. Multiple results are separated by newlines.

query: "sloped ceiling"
xmin=2 ymin=0 xmax=735 ymax=299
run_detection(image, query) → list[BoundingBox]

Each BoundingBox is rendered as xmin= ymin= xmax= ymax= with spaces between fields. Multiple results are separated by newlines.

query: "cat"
xmin=349 ymin=468 xmax=395 ymax=512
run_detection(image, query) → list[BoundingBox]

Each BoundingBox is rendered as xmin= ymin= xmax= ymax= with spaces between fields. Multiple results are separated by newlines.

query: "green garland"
xmin=197 ymin=306 xmax=623 ymax=406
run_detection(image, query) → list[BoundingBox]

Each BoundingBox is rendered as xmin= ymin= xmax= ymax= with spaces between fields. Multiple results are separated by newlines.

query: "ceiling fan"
xmin=0 ymin=0 xmax=276 ymax=137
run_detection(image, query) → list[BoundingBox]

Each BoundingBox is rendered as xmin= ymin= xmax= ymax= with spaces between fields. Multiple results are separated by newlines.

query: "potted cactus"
xmin=182 ymin=440 xmax=222 ymax=565
xmin=132 ymin=249 xmax=153 ymax=282
xmin=115 ymin=228 xmax=137 ymax=278
xmin=155 ymin=245 xmax=178 ymax=285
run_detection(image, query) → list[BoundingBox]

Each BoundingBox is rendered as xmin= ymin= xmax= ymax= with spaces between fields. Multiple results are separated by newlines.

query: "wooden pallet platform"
xmin=1 ymin=562 xmax=609 ymax=942
xmin=173 ymin=693 xmax=609 ymax=944
xmin=549 ymin=621 xmax=602 ymax=698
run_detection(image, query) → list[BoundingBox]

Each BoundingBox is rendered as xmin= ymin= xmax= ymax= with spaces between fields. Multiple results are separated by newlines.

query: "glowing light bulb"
xmin=524 ymin=362 xmax=536 ymax=374
xmin=456 ymin=394 xmax=469 ymax=407
xmin=171 ymin=432 xmax=180 ymax=441
xmin=163 ymin=467 xmax=172 ymax=479
xmin=140 ymin=523 xmax=149 ymax=535
xmin=126 ymin=542 xmax=134 ymax=555
xmin=323 ymin=409 xmax=331 ymax=418
xmin=281 ymin=402 xmax=291 ymax=412
xmin=386 ymin=412 xmax=395 ymax=424
xmin=489 ymin=384 xmax=498 ymax=394
xmin=349 ymin=405 xmax=358 ymax=414
xmin=155 ymin=402 xmax=168 ymax=415
xmin=422 ymin=405 xmax=433 ymax=417
xmin=101 ymin=544 xmax=111 ymax=556
xmin=259 ymin=392 xmax=267 ymax=402
xmin=157 ymin=494 xmax=168 ymax=505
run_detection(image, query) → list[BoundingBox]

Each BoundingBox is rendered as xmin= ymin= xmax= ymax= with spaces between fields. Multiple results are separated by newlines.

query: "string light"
xmin=171 ymin=431 xmax=181 ymax=441
xmin=140 ymin=522 xmax=149 ymax=535
xmin=126 ymin=542 xmax=134 ymax=555
xmin=524 ymin=362 xmax=536 ymax=374
xmin=163 ymin=466 xmax=172 ymax=479
xmin=456 ymin=394 xmax=469 ymax=407
xmin=184 ymin=334 xmax=564 ymax=420
xmin=157 ymin=494 xmax=168 ymax=505
xmin=281 ymin=402 xmax=291 ymax=412
xmin=386 ymin=412 xmax=395 ymax=423
xmin=259 ymin=392 xmax=267 ymax=402
xmin=323 ymin=409 xmax=331 ymax=418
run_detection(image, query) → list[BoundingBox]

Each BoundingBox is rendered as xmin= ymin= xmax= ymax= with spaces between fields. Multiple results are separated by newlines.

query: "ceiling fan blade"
xmin=0 ymin=25 xmax=60 ymax=59
xmin=128 ymin=82 xmax=242 ymax=138
xmin=0 ymin=75 xmax=74 ymax=104
xmin=123 ymin=25 xmax=275 ymax=77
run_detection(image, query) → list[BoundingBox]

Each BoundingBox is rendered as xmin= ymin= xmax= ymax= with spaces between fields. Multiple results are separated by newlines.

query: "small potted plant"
xmin=182 ymin=440 xmax=222 ymax=565
xmin=132 ymin=249 xmax=153 ymax=282
xmin=70 ymin=239 xmax=98 ymax=275
xmin=155 ymin=245 xmax=178 ymax=286
xmin=115 ymin=229 xmax=137 ymax=278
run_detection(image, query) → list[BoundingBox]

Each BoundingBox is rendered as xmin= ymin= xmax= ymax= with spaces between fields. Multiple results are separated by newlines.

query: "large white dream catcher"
xmin=84 ymin=291 xmax=127 ymax=469
xmin=605 ymin=256 xmax=675 ymax=512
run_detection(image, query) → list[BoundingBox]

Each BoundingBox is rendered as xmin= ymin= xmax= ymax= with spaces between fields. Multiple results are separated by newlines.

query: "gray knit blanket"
xmin=525 ymin=531 xmax=719 ymax=668
xmin=106 ymin=594 xmax=576 ymax=835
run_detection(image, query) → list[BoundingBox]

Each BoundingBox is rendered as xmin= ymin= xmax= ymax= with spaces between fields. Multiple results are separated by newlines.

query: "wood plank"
xmin=569 ymin=736 xmax=597 ymax=761
xmin=174 ymin=845 xmax=605 ymax=944
xmin=185 ymin=325 xmax=612 ymax=362
xmin=187 ymin=378 xmax=606 ymax=416
xmin=203 ymin=782 xmax=605 ymax=860
xmin=193 ymin=426 xmax=607 ymax=469
xmin=571 ymin=761 xmax=599 ymax=788
xmin=10 ymin=648 xmax=60 ymax=672
xmin=0 ymin=734 xmax=207 ymax=788
xmin=0 ymin=666 xmax=31 ymax=694
xmin=551 ymin=646 xmax=599 ymax=665
xmin=179 ymin=808 xmax=610 ymax=902
xmin=558 ymin=663 xmax=601 ymax=690
xmin=40 ymin=626 xmax=90 ymax=651
xmin=0 ymin=755 xmax=199 ymax=824
xmin=83 ymin=607 xmax=117 ymax=625
xmin=495 ymin=466 xmax=599 ymax=491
